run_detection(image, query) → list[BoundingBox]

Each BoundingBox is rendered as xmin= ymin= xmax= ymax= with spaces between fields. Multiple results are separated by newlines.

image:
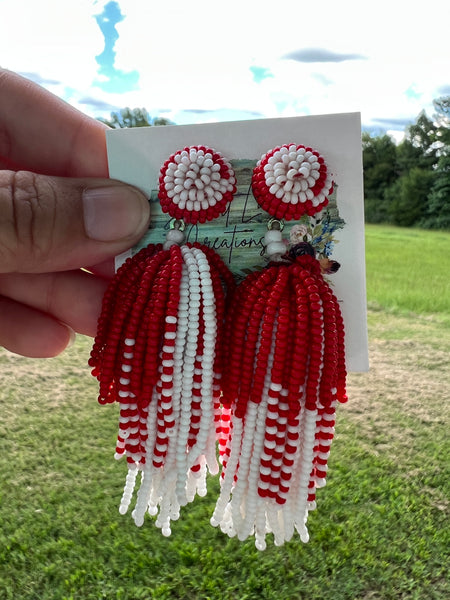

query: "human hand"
xmin=0 ymin=69 xmax=150 ymax=357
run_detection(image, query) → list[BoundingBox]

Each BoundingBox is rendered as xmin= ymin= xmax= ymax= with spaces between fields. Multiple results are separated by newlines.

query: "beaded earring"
xmin=211 ymin=143 xmax=348 ymax=549
xmin=89 ymin=146 xmax=236 ymax=536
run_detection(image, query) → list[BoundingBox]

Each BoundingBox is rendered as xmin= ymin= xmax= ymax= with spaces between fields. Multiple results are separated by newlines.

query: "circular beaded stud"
xmin=252 ymin=143 xmax=334 ymax=220
xmin=159 ymin=146 xmax=237 ymax=224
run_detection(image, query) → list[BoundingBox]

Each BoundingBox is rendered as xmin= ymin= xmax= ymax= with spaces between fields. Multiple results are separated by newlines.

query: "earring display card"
xmin=106 ymin=113 xmax=368 ymax=372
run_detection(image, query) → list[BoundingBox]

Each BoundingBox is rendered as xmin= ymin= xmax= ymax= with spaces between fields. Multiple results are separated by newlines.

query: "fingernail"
xmin=83 ymin=185 xmax=149 ymax=242
xmin=66 ymin=326 xmax=77 ymax=349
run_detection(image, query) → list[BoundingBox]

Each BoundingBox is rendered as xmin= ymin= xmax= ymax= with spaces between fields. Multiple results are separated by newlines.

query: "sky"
xmin=1 ymin=0 xmax=449 ymax=141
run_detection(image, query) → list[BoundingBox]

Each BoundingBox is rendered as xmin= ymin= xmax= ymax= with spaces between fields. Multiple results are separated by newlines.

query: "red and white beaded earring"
xmin=211 ymin=143 xmax=347 ymax=550
xmin=89 ymin=146 xmax=236 ymax=536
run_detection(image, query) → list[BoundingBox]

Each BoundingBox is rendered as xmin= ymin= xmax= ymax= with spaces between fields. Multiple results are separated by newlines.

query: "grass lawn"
xmin=0 ymin=225 xmax=448 ymax=600
xmin=364 ymin=224 xmax=450 ymax=318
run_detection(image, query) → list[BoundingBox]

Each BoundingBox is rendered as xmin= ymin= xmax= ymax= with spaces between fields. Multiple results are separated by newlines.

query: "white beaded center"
xmin=262 ymin=144 xmax=331 ymax=207
xmin=163 ymin=148 xmax=236 ymax=212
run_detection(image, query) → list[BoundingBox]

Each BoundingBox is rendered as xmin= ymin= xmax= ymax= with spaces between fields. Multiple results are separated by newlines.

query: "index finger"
xmin=0 ymin=69 xmax=109 ymax=178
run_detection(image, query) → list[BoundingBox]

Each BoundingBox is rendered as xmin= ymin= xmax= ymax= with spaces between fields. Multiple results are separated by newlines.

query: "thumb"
xmin=0 ymin=170 xmax=150 ymax=273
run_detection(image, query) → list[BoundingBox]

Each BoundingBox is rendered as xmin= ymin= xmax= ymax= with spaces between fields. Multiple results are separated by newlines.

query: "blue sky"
xmin=94 ymin=1 xmax=139 ymax=93
xmin=1 ymin=0 xmax=449 ymax=141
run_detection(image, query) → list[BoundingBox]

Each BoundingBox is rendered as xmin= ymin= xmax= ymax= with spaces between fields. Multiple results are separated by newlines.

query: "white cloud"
xmin=0 ymin=0 xmax=449 ymax=137
xmin=0 ymin=0 xmax=104 ymax=90
xmin=111 ymin=0 xmax=450 ymax=132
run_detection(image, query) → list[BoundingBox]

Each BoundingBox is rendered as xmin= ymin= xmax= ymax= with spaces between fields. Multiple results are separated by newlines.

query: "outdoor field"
xmin=0 ymin=224 xmax=448 ymax=600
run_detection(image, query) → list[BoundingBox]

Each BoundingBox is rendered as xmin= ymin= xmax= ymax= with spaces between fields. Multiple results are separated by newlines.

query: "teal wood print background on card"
xmin=130 ymin=159 xmax=343 ymax=282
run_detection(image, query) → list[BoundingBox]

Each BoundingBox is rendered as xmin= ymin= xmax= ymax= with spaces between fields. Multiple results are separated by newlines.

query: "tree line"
xmin=363 ymin=97 xmax=449 ymax=229
xmin=101 ymin=100 xmax=450 ymax=230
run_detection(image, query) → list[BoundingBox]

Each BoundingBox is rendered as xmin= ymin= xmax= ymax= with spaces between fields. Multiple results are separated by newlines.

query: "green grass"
xmin=365 ymin=224 xmax=450 ymax=317
xmin=0 ymin=225 xmax=449 ymax=600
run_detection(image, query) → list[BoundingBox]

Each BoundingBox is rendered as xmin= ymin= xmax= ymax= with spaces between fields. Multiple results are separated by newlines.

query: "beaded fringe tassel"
xmin=89 ymin=240 xmax=234 ymax=535
xmin=211 ymin=241 xmax=347 ymax=550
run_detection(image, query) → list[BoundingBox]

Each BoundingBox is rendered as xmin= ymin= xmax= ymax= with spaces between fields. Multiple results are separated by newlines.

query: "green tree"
xmin=99 ymin=107 xmax=173 ymax=128
xmin=432 ymin=96 xmax=450 ymax=148
xmin=362 ymin=132 xmax=398 ymax=223
xmin=421 ymin=152 xmax=450 ymax=229
xmin=361 ymin=97 xmax=450 ymax=228
xmin=395 ymin=138 xmax=430 ymax=173
xmin=386 ymin=105 xmax=449 ymax=227
xmin=405 ymin=111 xmax=439 ymax=167
xmin=385 ymin=167 xmax=435 ymax=227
